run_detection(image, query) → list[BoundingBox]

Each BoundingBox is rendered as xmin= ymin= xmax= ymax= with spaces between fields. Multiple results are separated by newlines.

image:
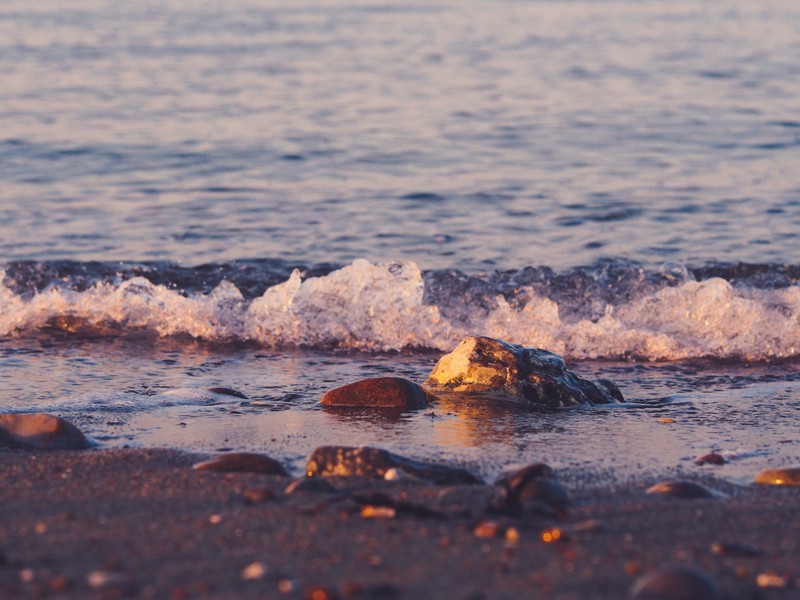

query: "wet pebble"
xmin=305 ymin=445 xmax=481 ymax=485
xmin=285 ymin=477 xmax=339 ymax=495
xmin=241 ymin=562 xmax=268 ymax=581
xmin=0 ymin=413 xmax=89 ymax=450
xmin=629 ymin=566 xmax=721 ymax=600
xmin=491 ymin=463 xmax=570 ymax=516
xmin=753 ymin=467 xmax=800 ymax=486
xmin=694 ymin=453 xmax=726 ymax=466
xmin=192 ymin=452 xmax=288 ymax=475
xmin=645 ymin=480 xmax=716 ymax=499
xmin=321 ymin=377 xmax=434 ymax=409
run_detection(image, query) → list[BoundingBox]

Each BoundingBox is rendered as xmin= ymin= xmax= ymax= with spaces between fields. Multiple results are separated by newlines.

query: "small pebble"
xmin=86 ymin=569 xmax=127 ymax=591
xmin=19 ymin=568 xmax=35 ymax=584
xmin=694 ymin=453 xmax=726 ymax=466
xmin=305 ymin=585 xmax=339 ymax=600
xmin=241 ymin=562 xmax=268 ymax=581
xmin=541 ymin=528 xmax=569 ymax=543
xmin=473 ymin=520 xmax=501 ymax=539
xmin=753 ymin=467 xmax=800 ymax=486
xmin=629 ymin=565 xmax=721 ymax=600
xmin=361 ymin=505 xmax=396 ymax=519
xmin=756 ymin=572 xmax=789 ymax=589
xmin=645 ymin=480 xmax=716 ymax=499
xmin=208 ymin=514 xmax=223 ymax=524
xmin=278 ymin=578 xmax=295 ymax=593
xmin=285 ymin=477 xmax=339 ymax=495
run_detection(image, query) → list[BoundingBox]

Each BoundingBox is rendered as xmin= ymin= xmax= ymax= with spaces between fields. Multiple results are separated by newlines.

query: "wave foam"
xmin=2 ymin=259 xmax=799 ymax=361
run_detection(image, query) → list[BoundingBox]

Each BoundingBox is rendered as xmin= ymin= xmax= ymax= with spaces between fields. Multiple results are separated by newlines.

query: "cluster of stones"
xmin=3 ymin=335 xmax=799 ymax=600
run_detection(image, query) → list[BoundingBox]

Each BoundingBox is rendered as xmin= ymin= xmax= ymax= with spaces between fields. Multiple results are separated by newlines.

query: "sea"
xmin=1 ymin=0 xmax=799 ymax=484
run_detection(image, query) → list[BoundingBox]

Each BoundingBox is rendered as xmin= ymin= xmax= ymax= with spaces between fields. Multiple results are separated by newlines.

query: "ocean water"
xmin=1 ymin=0 xmax=799 ymax=483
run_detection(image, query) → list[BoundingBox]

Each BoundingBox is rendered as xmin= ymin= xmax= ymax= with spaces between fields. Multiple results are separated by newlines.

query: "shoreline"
xmin=1 ymin=447 xmax=798 ymax=599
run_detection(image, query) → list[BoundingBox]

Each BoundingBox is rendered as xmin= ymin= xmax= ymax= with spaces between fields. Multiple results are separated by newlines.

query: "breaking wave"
xmin=2 ymin=258 xmax=799 ymax=361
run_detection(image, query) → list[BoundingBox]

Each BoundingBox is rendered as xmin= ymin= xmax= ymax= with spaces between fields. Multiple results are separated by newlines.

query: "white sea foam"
xmin=1 ymin=260 xmax=799 ymax=361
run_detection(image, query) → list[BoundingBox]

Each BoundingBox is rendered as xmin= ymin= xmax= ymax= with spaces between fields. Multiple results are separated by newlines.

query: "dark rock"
xmin=629 ymin=565 xmax=721 ymax=600
xmin=645 ymin=480 xmax=716 ymax=499
xmin=694 ymin=453 xmax=726 ymax=466
xmin=284 ymin=477 xmax=339 ymax=495
xmin=0 ymin=413 xmax=89 ymax=450
xmin=754 ymin=467 xmax=800 ymax=486
xmin=305 ymin=446 xmax=482 ymax=485
xmin=423 ymin=335 xmax=623 ymax=407
xmin=192 ymin=452 xmax=288 ymax=475
xmin=320 ymin=377 xmax=434 ymax=409
xmin=491 ymin=463 xmax=570 ymax=517
xmin=207 ymin=387 xmax=248 ymax=399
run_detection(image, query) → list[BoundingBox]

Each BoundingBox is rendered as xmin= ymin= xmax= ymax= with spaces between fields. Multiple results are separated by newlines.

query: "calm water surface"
xmin=1 ymin=0 xmax=799 ymax=482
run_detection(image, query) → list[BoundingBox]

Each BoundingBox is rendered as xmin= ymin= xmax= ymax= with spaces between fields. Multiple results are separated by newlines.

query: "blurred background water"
xmin=1 ymin=0 xmax=798 ymax=270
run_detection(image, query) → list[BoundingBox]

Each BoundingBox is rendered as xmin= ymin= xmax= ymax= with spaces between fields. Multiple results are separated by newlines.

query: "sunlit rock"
xmin=320 ymin=377 xmax=434 ymax=409
xmin=423 ymin=335 xmax=623 ymax=407
xmin=0 ymin=413 xmax=89 ymax=450
xmin=754 ymin=467 xmax=800 ymax=486
xmin=305 ymin=445 xmax=481 ymax=485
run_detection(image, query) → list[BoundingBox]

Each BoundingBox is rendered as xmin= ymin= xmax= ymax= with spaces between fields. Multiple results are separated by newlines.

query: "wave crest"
xmin=2 ymin=259 xmax=799 ymax=361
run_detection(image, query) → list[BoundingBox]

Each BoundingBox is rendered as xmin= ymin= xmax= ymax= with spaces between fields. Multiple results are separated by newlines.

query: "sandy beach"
xmin=1 ymin=448 xmax=798 ymax=599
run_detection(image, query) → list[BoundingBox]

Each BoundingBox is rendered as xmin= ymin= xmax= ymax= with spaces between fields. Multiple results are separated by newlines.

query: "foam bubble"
xmin=2 ymin=262 xmax=800 ymax=361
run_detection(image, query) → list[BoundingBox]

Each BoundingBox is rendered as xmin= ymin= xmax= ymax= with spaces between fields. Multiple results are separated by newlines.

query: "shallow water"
xmin=1 ymin=0 xmax=799 ymax=483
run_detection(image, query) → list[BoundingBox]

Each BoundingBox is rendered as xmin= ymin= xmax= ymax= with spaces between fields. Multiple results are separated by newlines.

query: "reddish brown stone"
xmin=192 ymin=452 xmax=288 ymax=475
xmin=320 ymin=377 xmax=434 ymax=409
xmin=0 ymin=413 xmax=89 ymax=450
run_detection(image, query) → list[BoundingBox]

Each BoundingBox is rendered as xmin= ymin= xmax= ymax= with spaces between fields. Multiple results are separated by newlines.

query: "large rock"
xmin=305 ymin=445 xmax=481 ymax=485
xmin=320 ymin=377 xmax=434 ymax=409
xmin=423 ymin=335 xmax=623 ymax=407
xmin=0 ymin=413 xmax=89 ymax=450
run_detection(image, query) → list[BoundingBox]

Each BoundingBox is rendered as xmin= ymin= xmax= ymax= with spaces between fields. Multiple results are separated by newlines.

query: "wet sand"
xmin=1 ymin=448 xmax=798 ymax=599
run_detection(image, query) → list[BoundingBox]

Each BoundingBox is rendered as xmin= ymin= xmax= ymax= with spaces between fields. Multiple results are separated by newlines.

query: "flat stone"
xmin=192 ymin=452 xmax=288 ymax=475
xmin=305 ymin=445 xmax=481 ymax=485
xmin=0 ymin=413 xmax=89 ymax=450
xmin=754 ymin=467 xmax=800 ymax=486
xmin=645 ymin=480 xmax=716 ymax=499
xmin=320 ymin=377 xmax=434 ymax=409
xmin=629 ymin=565 xmax=721 ymax=600
xmin=423 ymin=335 xmax=623 ymax=407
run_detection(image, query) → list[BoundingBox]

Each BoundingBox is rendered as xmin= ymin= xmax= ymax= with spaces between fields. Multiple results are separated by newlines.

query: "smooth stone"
xmin=320 ymin=377 xmax=434 ymax=409
xmin=491 ymin=463 xmax=570 ymax=516
xmin=629 ymin=566 xmax=721 ymax=600
xmin=423 ymin=335 xmax=623 ymax=406
xmin=305 ymin=445 xmax=482 ymax=485
xmin=284 ymin=477 xmax=339 ymax=495
xmin=753 ymin=467 xmax=800 ymax=486
xmin=0 ymin=413 xmax=89 ymax=450
xmin=192 ymin=452 xmax=288 ymax=475
xmin=645 ymin=480 xmax=716 ymax=499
